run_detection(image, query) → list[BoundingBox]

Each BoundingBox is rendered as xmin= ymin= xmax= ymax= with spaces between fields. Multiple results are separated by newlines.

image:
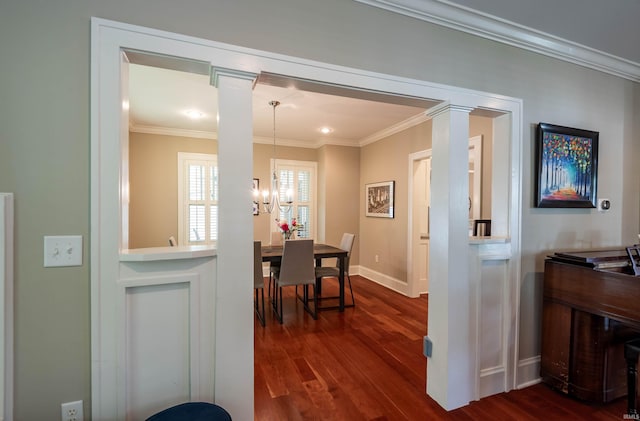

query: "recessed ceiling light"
xmin=184 ymin=109 xmax=205 ymax=119
xmin=319 ymin=127 xmax=333 ymax=134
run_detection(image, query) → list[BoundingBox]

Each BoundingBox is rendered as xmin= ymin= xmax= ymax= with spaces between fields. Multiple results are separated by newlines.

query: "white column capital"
xmin=427 ymin=102 xmax=474 ymax=119
xmin=210 ymin=67 xmax=258 ymax=87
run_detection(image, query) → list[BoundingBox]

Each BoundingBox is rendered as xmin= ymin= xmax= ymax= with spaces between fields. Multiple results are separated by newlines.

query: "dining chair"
xmin=254 ymin=241 xmax=265 ymax=326
xmin=315 ymin=233 xmax=356 ymax=307
xmin=268 ymin=232 xmax=283 ymax=298
xmin=272 ymin=239 xmax=317 ymax=324
xmin=473 ymin=219 xmax=492 ymax=236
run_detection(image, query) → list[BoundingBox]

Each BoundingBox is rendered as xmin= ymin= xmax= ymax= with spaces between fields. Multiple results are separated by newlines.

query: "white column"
xmin=211 ymin=67 xmax=256 ymax=420
xmin=426 ymin=103 xmax=474 ymax=410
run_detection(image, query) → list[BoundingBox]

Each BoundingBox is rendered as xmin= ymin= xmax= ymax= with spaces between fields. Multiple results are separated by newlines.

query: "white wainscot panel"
xmin=469 ymin=240 xmax=512 ymax=400
xmin=118 ymin=257 xmax=216 ymax=420
xmin=478 ymin=260 xmax=508 ymax=398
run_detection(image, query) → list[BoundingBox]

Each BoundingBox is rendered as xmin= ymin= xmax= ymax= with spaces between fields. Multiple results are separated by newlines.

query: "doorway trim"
xmin=91 ymin=17 xmax=523 ymax=416
xmin=407 ymin=149 xmax=432 ymax=298
xmin=0 ymin=193 xmax=13 ymax=421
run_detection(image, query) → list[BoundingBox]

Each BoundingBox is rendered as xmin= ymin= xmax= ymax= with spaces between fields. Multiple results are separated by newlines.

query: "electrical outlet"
xmin=61 ymin=400 xmax=83 ymax=421
xmin=375 ymin=254 xmax=379 ymax=263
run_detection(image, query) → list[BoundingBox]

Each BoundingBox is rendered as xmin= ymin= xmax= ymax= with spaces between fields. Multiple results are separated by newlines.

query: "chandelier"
xmin=254 ymin=100 xmax=292 ymax=214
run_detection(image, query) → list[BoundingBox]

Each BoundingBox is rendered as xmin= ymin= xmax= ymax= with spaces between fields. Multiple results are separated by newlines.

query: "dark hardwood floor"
xmin=254 ymin=275 xmax=629 ymax=420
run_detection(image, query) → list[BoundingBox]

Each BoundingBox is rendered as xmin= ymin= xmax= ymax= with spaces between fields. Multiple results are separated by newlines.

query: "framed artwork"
xmin=252 ymin=178 xmax=260 ymax=215
xmin=366 ymin=181 xmax=395 ymax=218
xmin=535 ymin=122 xmax=599 ymax=208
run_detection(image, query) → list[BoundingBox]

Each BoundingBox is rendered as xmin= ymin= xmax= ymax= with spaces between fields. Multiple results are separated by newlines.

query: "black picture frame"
xmin=535 ymin=122 xmax=599 ymax=208
xmin=365 ymin=181 xmax=395 ymax=218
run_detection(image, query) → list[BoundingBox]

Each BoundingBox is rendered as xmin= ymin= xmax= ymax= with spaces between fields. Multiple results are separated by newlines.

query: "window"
xmin=273 ymin=159 xmax=317 ymax=239
xmin=178 ymin=152 xmax=218 ymax=245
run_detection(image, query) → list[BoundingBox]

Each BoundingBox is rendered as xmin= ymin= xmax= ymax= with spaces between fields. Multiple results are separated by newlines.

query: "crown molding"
xmin=131 ymin=111 xmax=434 ymax=148
xmin=130 ymin=124 xmax=216 ymax=140
xmin=355 ymin=0 xmax=640 ymax=82
xmin=359 ymin=111 xmax=431 ymax=146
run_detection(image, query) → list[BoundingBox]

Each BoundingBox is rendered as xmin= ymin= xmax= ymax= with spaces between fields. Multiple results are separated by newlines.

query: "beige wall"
xmin=129 ymin=134 xmax=362 ymax=262
xmin=319 ymin=145 xmax=361 ymax=265
xmin=470 ymin=116 xmax=494 ymax=219
xmin=360 ymin=121 xmax=432 ymax=280
xmin=1 ymin=0 xmax=638 ymax=419
xmin=129 ymin=132 xmax=217 ymax=248
xmin=358 ymin=116 xmax=493 ymax=280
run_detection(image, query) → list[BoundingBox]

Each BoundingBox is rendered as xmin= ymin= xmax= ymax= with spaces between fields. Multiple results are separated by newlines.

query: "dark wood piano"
xmin=541 ymin=249 xmax=640 ymax=403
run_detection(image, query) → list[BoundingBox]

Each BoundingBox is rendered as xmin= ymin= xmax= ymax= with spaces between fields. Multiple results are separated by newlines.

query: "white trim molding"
xmin=91 ymin=16 xmax=524 ymax=416
xmin=0 ymin=193 xmax=13 ymax=421
xmin=517 ymin=356 xmax=542 ymax=389
xmin=355 ymin=0 xmax=640 ymax=82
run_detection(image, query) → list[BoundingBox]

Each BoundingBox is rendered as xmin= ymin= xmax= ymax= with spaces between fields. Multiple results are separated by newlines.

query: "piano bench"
xmin=625 ymin=338 xmax=640 ymax=416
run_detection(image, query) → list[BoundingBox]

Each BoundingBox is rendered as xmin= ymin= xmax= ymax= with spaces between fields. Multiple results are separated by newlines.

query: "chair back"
xmin=278 ymin=239 xmax=315 ymax=287
xmin=473 ymin=219 xmax=492 ymax=236
xmin=336 ymin=233 xmax=355 ymax=270
xmin=254 ymin=241 xmax=264 ymax=289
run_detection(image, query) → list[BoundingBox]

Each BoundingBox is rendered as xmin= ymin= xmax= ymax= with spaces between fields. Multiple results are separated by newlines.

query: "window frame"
xmin=177 ymin=152 xmax=218 ymax=246
xmin=271 ymin=159 xmax=317 ymax=240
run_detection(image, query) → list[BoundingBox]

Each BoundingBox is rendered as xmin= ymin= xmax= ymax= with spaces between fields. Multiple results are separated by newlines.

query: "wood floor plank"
xmin=255 ymin=275 xmax=630 ymax=420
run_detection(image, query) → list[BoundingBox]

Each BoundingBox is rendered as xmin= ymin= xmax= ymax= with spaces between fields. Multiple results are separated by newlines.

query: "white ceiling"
xmin=128 ymin=1 xmax=638 ymax=147
xmin=128 ymin=64 xmax=432 ymax=148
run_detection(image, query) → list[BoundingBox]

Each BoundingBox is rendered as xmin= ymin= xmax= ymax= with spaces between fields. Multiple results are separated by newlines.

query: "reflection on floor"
xmin=254 ymin=275 xmax=628 ymax=420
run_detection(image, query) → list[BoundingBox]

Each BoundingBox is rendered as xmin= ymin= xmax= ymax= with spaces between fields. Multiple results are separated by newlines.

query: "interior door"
xmin=411 ymin=157 xmax=430 ymax=294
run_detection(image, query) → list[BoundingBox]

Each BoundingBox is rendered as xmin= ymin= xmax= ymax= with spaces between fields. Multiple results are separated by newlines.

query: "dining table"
xmin=261 ymin=243 xmax=349 ymax=311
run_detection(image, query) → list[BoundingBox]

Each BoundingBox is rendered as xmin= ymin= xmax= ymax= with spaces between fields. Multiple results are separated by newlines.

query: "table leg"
xmin=315 ymin=257 xmax=323 ymax=296
xmin=339 ymin=255 xmax=345 ymax=312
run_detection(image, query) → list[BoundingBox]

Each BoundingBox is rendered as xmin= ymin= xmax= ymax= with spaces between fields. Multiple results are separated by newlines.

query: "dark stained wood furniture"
xmin=626 ymin=338 xmax=640 ymax=416
xmin=261 ymin=243 xmax=348 ymax=311
xmin=542 ymin=249 xmax=640 ymax=404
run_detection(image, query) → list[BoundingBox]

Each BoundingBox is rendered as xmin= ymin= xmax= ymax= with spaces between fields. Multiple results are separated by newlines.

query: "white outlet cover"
xmin=61 ymin=400 xmax=83 ymax=421
xmin=44 ymin=235 xmax=83 ymax=267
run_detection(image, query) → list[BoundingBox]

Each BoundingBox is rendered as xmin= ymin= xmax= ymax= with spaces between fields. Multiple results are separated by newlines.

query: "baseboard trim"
xmin=355 ymin=265 xmax=409 ymax=296
xmin=516 ymin=355 xmax=541 ymax=389
xmin=479 ymin=365 xmax=506 ymax=398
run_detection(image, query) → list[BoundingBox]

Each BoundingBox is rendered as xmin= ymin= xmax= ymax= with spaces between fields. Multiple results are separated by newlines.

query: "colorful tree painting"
xmin=536 ymin=123 xmax=598 ymax=208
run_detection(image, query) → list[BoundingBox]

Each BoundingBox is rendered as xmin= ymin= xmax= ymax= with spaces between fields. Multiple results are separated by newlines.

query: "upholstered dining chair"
xmin=473 ymin=219 xmax=492 ymax=236
xmin=268 ymin=231 xmax=283 ymax=298
xmin=254 ymin=241 xmax=266 ymax=326
xmin=315 ymin=233 xmax=356 ymax=307
xmin=272 ymin=239 xmax=317 ymax=324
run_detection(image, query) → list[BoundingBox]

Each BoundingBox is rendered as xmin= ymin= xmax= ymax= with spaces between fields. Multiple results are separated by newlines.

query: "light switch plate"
xmin=44 ymin=235 xmax=83 ymax=267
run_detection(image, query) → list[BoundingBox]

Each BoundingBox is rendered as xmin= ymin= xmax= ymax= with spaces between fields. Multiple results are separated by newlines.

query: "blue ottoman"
xmin=146 ymin=402 xmax=232 ymax=421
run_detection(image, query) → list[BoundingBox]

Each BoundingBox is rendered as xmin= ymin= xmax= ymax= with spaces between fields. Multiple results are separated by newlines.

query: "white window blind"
xmin=178 ymin=152 xmax=218 ymax=245
xmin=274 ymin=160 xmax=316 ymax=239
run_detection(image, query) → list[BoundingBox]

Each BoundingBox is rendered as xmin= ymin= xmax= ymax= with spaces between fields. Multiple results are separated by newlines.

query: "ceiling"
xmin=128 ymin=64 xmax=434 ymax=148
xmin=128 ymin=1 xmax=638 ymax=147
